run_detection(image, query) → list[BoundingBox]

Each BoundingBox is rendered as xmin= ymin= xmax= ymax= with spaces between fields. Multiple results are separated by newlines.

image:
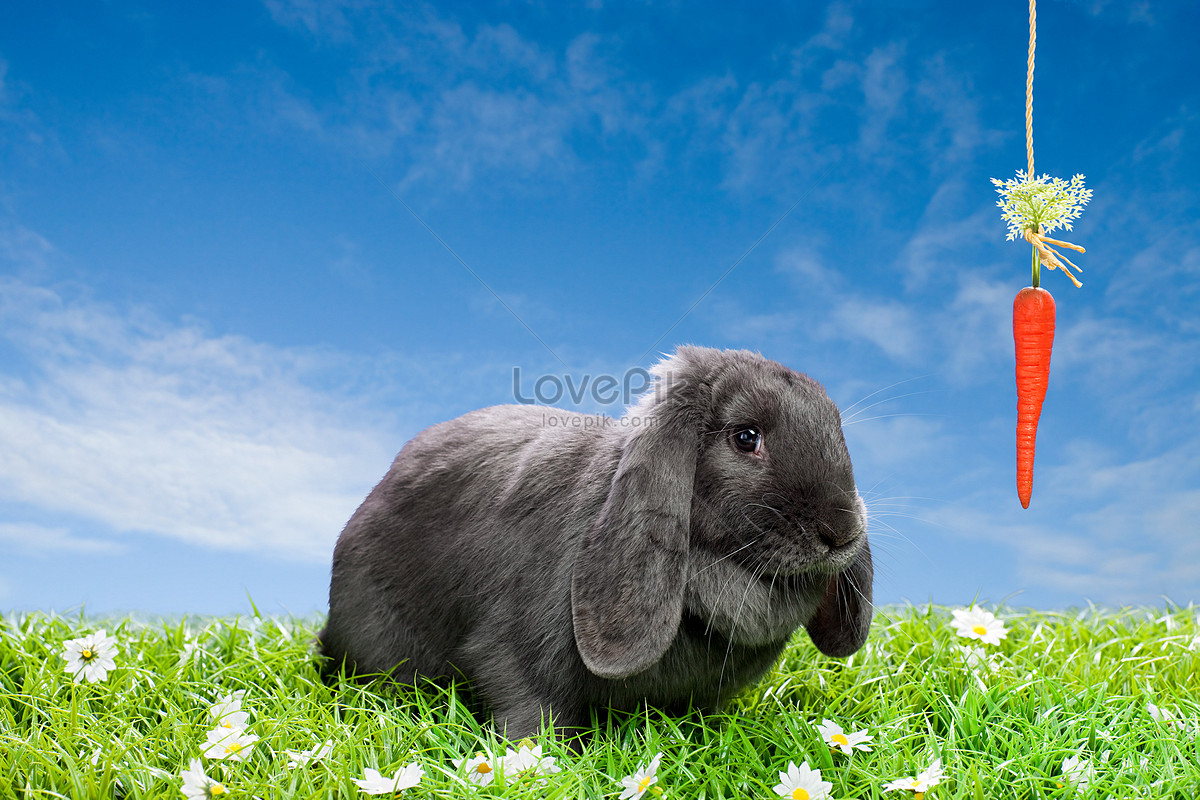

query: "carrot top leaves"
xmin=991 ymin=170 xmax=1093 ymax=289
xmin=991 ymin=170 xmax=1092 ymax=241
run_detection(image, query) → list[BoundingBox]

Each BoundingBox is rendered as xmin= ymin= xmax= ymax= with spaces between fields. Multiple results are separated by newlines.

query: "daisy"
xmin=180 ymin=758 xmax=227 ymax=799
xmin=208 ymin=691 xmax=249 ymax=729
xmin=1147 ymin=702 xmax=1176 ymax=726
xmin=954 ymin=645 xmax=998 ymax=671
xmin=883 ymin=758 xmax=945 ymax=796
xmin=352 ymin=763 xmax=425 ymax=795
xmin=1145 ymin=702 xmax=1196 ymax=737
xmin=619 ymin=752 xmax=663 ymax=799
xmin=453 ymin=752 xmax=499 ymax=786
xmin=1060 ymin=755 xmax=1093 ymax=791
xmin=815 ymin=719 xmax=872 ymax=755
xmin=285 ymin=740 xmax=334 ymax=769
xmin=179 ymin=640 xmax=206 ymax=665
xmin=950 ymin=608 xmax=1007 ymax=646
xmin=503 ymin=742 xmax=561 ymax=777
xmin=773 ymin=761 xmax=832 ymax=800
xmin=201 ymin=725 xmax=259 ymax=761
xmin=61 ymin=629 xmax=119 ymax=683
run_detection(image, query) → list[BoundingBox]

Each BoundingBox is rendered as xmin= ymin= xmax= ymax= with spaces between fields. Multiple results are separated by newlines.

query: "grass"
xmin=1 ymin=603 xmax=1198 ymax=799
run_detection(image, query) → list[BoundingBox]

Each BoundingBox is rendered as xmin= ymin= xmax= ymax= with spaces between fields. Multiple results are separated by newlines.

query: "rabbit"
xmin=318 ymin=345 xmax=872 ymax=740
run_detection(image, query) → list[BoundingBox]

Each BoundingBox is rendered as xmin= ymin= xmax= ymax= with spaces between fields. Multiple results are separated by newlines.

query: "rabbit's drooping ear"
xmin=571 ymin=352 xmax=704 ymax=680
xmin=806 ymin=537 xmax=874 ymax=658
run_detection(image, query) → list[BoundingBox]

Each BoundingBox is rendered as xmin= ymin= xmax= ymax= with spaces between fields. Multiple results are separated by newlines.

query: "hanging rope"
xmin=1020 ymin=0 xmax=1086 ymax=288
xmin=1027 ymin=0 xmax=1036 ymax=179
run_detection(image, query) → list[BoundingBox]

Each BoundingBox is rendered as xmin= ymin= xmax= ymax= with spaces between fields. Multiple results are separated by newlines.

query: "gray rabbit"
xmin=319 ymin=346 xmax=872 ymax=738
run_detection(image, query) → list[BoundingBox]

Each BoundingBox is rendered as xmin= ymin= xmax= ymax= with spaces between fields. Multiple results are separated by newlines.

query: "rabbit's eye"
xmin=732 ymin=427 xmax=762 ymax=454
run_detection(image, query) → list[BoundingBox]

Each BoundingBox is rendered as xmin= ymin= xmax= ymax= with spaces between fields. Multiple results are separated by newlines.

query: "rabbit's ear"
xmin=806 ymin=537 xmax=873 ymax=657
xmin=571 ymin=354 xmax=703 ymax=679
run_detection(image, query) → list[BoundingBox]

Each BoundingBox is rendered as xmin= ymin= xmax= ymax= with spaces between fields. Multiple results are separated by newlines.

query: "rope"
xmin=1022 ymin=0 xmax=1085 ymax=288
xmin=1024 ymin=228 xmax=1085 ymax=287
xmin=1027 ymin=0 xmax=1036 ymax=180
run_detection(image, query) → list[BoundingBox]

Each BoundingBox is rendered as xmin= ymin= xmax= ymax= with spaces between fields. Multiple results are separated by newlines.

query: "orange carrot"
xmin=1013 ymin=286 xmax=1056 ymax=508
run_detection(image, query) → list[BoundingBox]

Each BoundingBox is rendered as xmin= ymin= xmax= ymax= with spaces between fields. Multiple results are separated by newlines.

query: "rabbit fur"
xmin=318 ymin=345 xmax=872 ymax=739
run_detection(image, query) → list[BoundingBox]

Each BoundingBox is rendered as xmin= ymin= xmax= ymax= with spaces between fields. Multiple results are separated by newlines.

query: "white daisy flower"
xmin=201 ymin=725 xmax=259 ymax=761
xmin=1147 ymin=702 xmax=1174 ymax=725
xmin=208 ymin=691 xmax=248 ymax=728
xmin=180 ymin=758 xmax=228 ymax=799
xmin=815 ymin=719 xmax=873 ymax=754
xmin=179 ymin=640 xmax=205 ymax=665
xmin=503 ymin=742 xmax=560 ymax=777
xmin=1147 ymin=703 xmax=1196 ymax=736
xmin=955 ymin=644 xmax=1000 ymax=672
xmin=352 ymin=763 xmax=424 ymax=795
xmin=950 ymin=607 xmax=1008 ymax=645
xmin=1060 ymin=755 xmax=1094 ymax=790
xmin=772 ymin=760 xmax=832 ymax=800
xmin=883 ymin=758 xmax=945 ymax=794
xmin=618 ymin=752 xmax=662 ymax=799
xmin=285 ymin=740 xmax=334 ymax=769
xmin=61 ymin=629 xmax=119 ymax=683
xmin=453 ymin=752 xmax=499 ymax=786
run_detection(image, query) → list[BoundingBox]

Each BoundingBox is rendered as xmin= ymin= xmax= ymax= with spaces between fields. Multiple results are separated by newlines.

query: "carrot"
xmin=1013 ymin=286 xmax=1056 ymax=508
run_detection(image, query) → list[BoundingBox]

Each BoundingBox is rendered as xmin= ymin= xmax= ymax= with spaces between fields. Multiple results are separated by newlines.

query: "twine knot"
xmin=1023 ymin=227 xmax=1086 ymax=288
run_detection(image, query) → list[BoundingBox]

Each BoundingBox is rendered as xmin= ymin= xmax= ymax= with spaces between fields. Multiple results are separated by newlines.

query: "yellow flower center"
xmin=972 ymin=624 xmax=988 ymax=636
xmin=225 ymin=742 xmax=243 ymax=755
xmin=639 ymin=776 xmax=654 ymax=792
xmin=791 ymin=789 xmax=810 ymax=800
xmin=81 ymin=648 xmax=94 ymax=660
xmin=210 ymin=784 xmax=227 ymax=797
xmin=475 ymin=762 xmax=492 ymax=774
xmin=831 ymin=733 xmax=849 ymax=746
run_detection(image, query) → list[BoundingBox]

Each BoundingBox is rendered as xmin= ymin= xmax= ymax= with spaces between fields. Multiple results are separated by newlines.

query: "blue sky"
xmin=1 ymin=1 xmax=1196 ymax=617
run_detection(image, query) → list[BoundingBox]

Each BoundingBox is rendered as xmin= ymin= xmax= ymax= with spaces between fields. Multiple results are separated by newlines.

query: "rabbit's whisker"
xmin=843 ymin=412 xmax=938 ymax=426
xmin=841 ymin=390 xmax=932 ymax=424
xmin=686 ymin=537 xmax=760 ymax=582
xmin=717 ymin=560 xmax=772 ymax=702
xmin=839 ymin=375 xmax=929 ymax=418
xmin=746 ymin=501 xmax=785 ymax=523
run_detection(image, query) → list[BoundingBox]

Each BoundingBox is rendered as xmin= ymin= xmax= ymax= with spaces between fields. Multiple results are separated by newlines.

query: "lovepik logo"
xmin=511 ymin=367 xmax=653 ymax=407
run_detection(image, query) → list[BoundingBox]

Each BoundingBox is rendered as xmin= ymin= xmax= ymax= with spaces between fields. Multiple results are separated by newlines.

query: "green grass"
xmin=2 ymin=604 xmax=1198 ymax=799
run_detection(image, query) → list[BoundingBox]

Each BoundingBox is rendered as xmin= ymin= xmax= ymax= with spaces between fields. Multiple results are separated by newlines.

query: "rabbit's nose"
xmin=817 ymin=507 xmax=863 ymax=549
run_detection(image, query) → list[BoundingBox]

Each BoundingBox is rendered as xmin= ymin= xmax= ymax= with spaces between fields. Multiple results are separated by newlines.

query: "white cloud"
xmin=895 ymin=180 xmax=997 ymax=291
xmin=0 ymin=220 xmax=56 ymax=277
xmin=791 ymin=3 xmax=854 ymax=65
xmin=942 ymin=276 xmax=1014 ymax=383
xmin=261 ymin=0 xmax=360 ymax=41
xmin=1 ymin=57 xmax=60 ymax=170
xmin=0 ymin=278 xmax=405 ymax=564
xmin=913 ymin=52 xmax=1005 ymax=166
xmin=858 ymin=43 xmax=908 ymax=154
xmin=245 ymin=9 xmax=650 ymax=195
xmin=918 ymin=433 xmax=1200 ymax=606
xmin=827 ymin=297 xmax=921 ymax=361
xmin=245 ymin=2 xmax=1011 ymax=204
xmin=0 ymin=523 xmax=127 ymax=555
xmin=411 ymin=83 xmax=575 ymax=190
xmin=774 ymin=243 xmax=831 ymax=284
